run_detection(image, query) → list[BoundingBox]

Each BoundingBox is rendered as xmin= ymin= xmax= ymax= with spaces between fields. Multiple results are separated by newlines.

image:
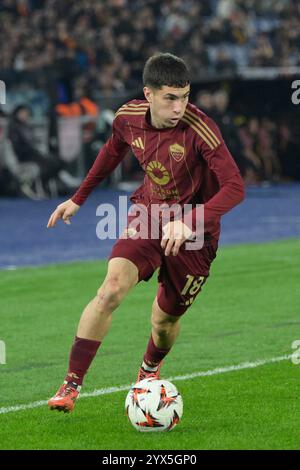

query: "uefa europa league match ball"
xmin=125 ymin=378 xmax=183 ymax=432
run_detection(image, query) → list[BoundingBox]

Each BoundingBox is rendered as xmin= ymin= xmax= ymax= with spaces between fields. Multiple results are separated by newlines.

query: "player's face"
xmin=144 ymin=85 xmax=190 ymax=129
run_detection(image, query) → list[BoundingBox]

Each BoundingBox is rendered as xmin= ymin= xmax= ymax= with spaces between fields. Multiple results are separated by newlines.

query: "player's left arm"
xmin=161 ymin=118 xmax=245 ymax=256
xmin=193 ymin=116 xmax=245 ymax=233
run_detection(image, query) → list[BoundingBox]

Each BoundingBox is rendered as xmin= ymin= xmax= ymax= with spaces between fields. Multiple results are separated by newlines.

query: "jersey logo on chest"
xmin=131 ymin=137 xmax=145 ymax=150
xmin=169 ymin=143 xmax=185 ymax=162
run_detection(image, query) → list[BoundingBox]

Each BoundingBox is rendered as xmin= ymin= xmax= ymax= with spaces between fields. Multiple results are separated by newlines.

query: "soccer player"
xmin=47 ymin=53 xmax=245 ymax=412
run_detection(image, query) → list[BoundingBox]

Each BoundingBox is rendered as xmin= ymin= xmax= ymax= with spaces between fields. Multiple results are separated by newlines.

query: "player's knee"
xmin=96 ymin=277 xmax=126 ymax=312
xmin=151 ymin=311 xmax=180 ymax=339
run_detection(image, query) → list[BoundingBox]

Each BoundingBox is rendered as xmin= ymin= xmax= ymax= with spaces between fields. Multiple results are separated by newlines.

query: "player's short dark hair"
xmin=143 ymin=53 xmax=190 ymax=89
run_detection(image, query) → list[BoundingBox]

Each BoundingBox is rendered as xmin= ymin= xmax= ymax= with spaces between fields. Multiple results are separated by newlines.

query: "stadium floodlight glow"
xmin=0 ymin=340 xmax=6 ymax=365
xmin=0 ymin=80 xmax=6 ymax=105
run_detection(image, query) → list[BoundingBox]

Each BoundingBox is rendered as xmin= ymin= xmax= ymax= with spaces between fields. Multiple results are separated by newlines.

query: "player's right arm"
xmin=47 ymin=113 xmax=129 ymax=228
xmin=47 ymin=199 xmax=80 ymax=227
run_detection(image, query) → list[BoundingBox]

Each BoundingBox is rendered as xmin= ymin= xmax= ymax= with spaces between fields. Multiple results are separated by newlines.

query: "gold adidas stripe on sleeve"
xmin=120 ymin=102 xmax=149 ymax=108
xmin=181 ymin=116 xmax=215 ymax=150
xmin=115 ymin=108 xmax=148 ymax=118
xmin=185 ymin=108 xmax=221 ymax=146
xmin=183 ymin=109 xmax=221 ymax=149
xmin=115 ymin=110 xmax=148 ymax=118
xmin=115 ymin=104 xmax=149 ymax=119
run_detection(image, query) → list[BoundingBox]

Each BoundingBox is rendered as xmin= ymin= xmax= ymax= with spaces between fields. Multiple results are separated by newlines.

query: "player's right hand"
xmin=47 ymin=199 xmax=80 ymax=228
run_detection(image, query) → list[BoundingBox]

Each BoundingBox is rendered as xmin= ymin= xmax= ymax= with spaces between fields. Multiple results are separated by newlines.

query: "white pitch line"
xmin=0 ymin=354 xmax=292 ymax=415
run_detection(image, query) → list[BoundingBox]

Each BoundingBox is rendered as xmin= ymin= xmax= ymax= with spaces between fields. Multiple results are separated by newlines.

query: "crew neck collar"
xmin=143 ymin=108 xmax=182 ymax=132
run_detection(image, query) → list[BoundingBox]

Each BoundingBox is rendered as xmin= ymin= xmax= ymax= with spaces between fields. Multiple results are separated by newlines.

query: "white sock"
xmin=142 ymin=360 xmax=159 ymax=372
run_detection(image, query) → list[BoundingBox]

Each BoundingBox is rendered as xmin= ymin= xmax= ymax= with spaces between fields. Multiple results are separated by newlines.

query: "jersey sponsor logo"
xmin=169 ymin=143 xmax=185 ymax=162
xmin=132 ymin=137 xmax=145 ymax=150
xmin=146 ymin=161 xmax=170 ymax=185
xmin=151 ymin=185 xmax=179 ymax=200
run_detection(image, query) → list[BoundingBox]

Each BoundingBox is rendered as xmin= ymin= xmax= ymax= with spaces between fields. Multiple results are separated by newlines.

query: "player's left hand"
xmin=161 ymin=220 xmax=193 ymax=256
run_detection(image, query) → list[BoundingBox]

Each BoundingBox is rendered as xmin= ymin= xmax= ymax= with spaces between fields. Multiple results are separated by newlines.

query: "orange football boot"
xmin=136 ymin=361 xmax=162 ymax=383
xmin=48 ymin=382 xmax=80 ymax=413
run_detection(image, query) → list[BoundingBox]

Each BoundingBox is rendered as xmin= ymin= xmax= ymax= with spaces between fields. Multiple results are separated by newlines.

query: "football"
xmin=125 ymin=378 xmax=183 ymax=432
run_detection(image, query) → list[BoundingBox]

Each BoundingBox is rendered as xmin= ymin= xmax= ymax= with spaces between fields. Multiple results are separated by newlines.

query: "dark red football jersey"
xmin=72 ymin=100 xmax=245 ymax=240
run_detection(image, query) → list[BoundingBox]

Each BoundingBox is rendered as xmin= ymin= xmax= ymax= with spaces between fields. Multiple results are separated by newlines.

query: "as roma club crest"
xmin=169 ymin=143 xmax=185 ymax=162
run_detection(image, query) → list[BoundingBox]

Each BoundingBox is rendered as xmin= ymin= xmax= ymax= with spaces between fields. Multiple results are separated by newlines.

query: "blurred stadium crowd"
xmin=1 ymin=0 xmax=300 ymax=89
xmin=0 ymin=0 xmax=300 ymax=198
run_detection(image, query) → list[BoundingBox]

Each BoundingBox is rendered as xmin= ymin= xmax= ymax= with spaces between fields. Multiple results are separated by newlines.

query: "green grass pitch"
xmin=0 ymin=238 xmax=299 ymax=450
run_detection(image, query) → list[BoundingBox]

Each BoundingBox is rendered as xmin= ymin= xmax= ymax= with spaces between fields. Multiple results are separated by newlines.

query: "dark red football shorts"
xmin=109 ymin=212 xmax=218 ymax=316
